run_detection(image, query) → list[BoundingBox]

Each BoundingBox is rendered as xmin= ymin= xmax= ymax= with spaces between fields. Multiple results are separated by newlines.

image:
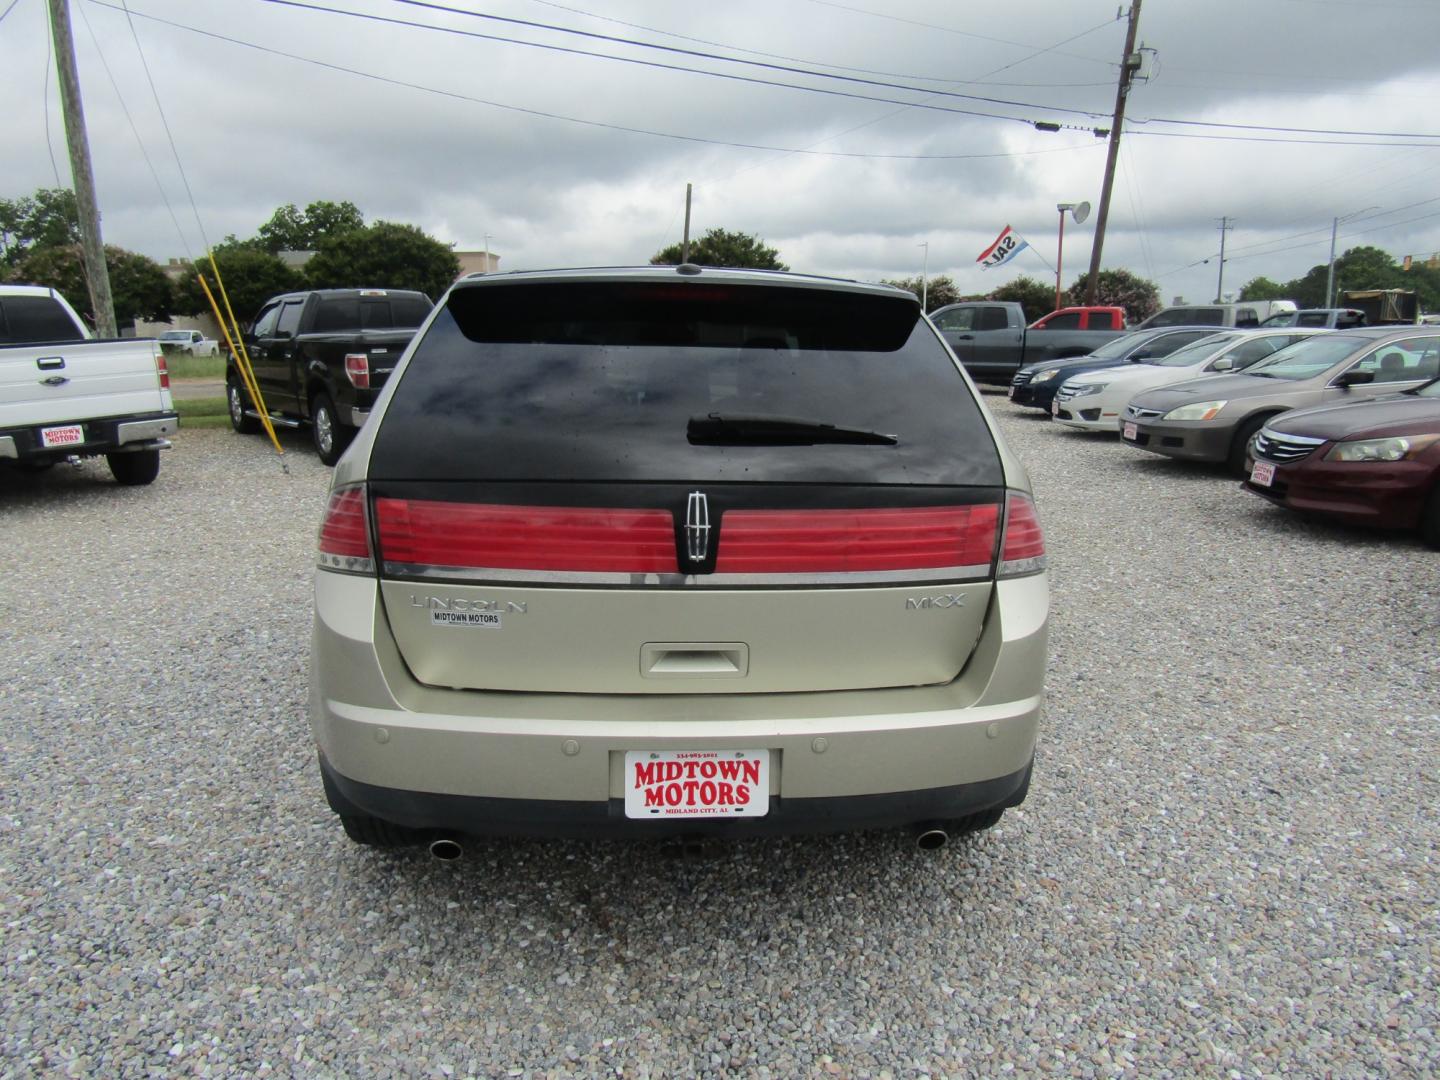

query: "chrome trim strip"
xmin=0 ymin=436 xmax=16 ymax=459
xmin=380 ymin=561 xmax=995 ymax=587
xmin=1259 ymin=429 xmax=1325 ymax=446
xmin=116 ymin=416 xmax=179 ymax=444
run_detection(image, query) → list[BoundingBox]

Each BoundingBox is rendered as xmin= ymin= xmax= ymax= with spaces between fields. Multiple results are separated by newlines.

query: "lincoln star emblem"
xmin=685 ymin=491 xmax=711 ymax=563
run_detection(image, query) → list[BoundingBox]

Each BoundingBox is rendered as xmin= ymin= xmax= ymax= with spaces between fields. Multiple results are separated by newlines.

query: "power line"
xmin=797 ymin=0 xmax=1114 ymax=66
xmin=522 ymin=0 xmax=1114 ymax=89
xmin=287 ymin=0 xmax=1111 ymax=122
xmin=87 ymin=0 xmax=1103 ymax=162
xmin=73 ymin=0 xmax=194 ymax=260
xmin=118 ymin=0 xmax=210 ymax=253
xmin=293 ymin=0 xmax=1440 ymax=147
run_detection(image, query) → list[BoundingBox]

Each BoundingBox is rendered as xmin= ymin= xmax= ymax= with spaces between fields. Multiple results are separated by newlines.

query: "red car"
xmin=1243 ymin=378 xmax=1440 ymax=546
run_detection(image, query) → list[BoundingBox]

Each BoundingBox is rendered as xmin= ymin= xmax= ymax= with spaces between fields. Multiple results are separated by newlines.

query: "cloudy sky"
xmin=4 ymin=0 xmax=1440 ymax=306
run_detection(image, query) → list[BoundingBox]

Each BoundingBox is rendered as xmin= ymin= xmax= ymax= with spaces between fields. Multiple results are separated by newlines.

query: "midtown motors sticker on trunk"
xmin=624 ymin=749 xmax=770 ymax=819
xmin=430 ymin=610 xmax=502 ymax=628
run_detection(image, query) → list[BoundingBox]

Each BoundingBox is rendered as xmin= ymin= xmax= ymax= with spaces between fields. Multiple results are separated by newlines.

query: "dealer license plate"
xmin=1051 ymin=400 xmax=1060 ymax=416
xmin=40 ymin=424 xmax=84 ymax=448
xmin=1122 ymin=422 xmax=1138 ymax=441
xmin=623 ymin=749 xmax=770 ymax=819
xmin=1250 ymin=460 xmax=1275 ymax=487
xmin=1008 ymin=385 xmax=1017 ymax=400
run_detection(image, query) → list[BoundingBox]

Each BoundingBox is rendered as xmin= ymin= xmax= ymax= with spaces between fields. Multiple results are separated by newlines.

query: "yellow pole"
xmin=195 ymin=266 xmax=283 ymax=455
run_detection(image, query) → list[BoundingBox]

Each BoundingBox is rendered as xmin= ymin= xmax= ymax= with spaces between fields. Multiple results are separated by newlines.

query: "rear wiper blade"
xmin=688 ymin=413 xmax=898 ymax=446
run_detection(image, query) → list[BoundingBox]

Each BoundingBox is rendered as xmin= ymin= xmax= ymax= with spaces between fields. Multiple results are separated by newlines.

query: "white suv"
xmin=310 ymin=266 xmax=1048 ymax=853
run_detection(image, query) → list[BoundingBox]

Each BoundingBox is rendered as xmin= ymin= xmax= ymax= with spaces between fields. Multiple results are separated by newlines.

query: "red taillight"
xmin=155 ymin=350 xmax=170 ymax=390
xmin=713 ymin=505 xmax=999 ymax=573
xmin=999 ymin=492 xmax=1046 ymax=577
xmin=318 ymin=486 xmax=374 ymax=573
xmin=344 ymin=353 xmax=370 ymax=389
xmin=375 ymin=499 xmax=677 ymax=573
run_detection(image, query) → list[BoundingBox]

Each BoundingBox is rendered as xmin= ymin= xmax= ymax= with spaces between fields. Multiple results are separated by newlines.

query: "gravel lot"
xmin=2 ymin=401 xmax=1436 ymax=1078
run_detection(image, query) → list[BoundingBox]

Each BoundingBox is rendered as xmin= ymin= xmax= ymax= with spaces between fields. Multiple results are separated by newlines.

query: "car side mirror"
xmin=1211 ymin=357 xmax=1235 ymax=372
xmin=1334 ymin=369 xmax=1375 ymax=388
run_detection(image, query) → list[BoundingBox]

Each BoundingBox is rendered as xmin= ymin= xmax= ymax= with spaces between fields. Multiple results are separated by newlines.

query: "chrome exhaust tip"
xmin=915 ymin=827 xmax=949 ymax=851
xmin=428 ymin=837 xmax=463 ymax=861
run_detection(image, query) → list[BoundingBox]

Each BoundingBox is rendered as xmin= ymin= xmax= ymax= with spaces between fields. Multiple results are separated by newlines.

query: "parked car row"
xmin=1006 ymin=323 xmax=1440 ymax=547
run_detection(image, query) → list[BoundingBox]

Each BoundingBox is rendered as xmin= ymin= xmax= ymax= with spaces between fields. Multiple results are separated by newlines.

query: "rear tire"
xmin=227 ymin=377 xmax=259 ymax=434
xmin=311 ymin=391 xmax=353 ymax=466
xmin=107 ymin=449 xmax=160 ymax=486
xmin=1229 ymin=414 xmax=1270 ymax=476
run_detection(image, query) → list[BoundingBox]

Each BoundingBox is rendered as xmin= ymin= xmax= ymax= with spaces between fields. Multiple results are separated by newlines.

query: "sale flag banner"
xmin=977 ymin=226 xmax=1029 ymax=271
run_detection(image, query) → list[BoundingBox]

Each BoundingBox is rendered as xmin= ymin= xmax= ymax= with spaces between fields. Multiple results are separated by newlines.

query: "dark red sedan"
xmin=1243 ymin=378 xmax=1440 ymax=547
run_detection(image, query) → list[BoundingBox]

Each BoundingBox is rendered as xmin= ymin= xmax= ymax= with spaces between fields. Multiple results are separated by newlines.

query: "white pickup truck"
xmin=0 ymin=285 xmax=178 ymax=485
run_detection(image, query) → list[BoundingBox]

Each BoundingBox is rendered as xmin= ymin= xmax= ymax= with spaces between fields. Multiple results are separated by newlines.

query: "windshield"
xmin=1245 ymin=334 xmax=1369 ymax=380
xmin=1148 ymin=333 xmax=1240 ymax=368
xmin=1088 ymin=332 xmax=1156 ymax=360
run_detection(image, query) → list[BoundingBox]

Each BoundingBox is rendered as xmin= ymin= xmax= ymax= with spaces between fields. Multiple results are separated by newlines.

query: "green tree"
xmin=880 ymin=274 xmax=959 ymax=313
xmin=1237 ymin=276 xmax=1290 ymax=302
xmin=988 ymin=275 xmax=1059 ymax=324
xmin=651 ymin=227 xmax=788 ymax=270
xmin=174 ymin=247 xmax=304 ymax=323
xmin=256 ymin=199 xmax=365 ymax=253
xmin=6 ymin=243 xmax=173 ymax=329
xmin=1283 ymin=245 xmax=1406 ymax=307
xmin=304 ymin=220 xmax=460 ymax=299
xmin=1067 ymin=268 xmax=1161 ymax=324
xmin=0 ymin=188 xmax=81 ymax=267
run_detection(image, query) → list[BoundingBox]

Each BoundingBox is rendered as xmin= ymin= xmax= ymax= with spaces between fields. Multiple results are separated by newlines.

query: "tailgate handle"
xmin=41 ymin=375 xmax=69 ymax=386
xmin=36 ymin=356 xmax=65 ymax=370
xmin=641 ymin=642 xmax=749 ymax=679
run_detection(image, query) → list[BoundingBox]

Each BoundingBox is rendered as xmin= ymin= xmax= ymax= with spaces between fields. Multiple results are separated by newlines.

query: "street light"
xmin=1055 ymin=202 xmax=1090 ymax=312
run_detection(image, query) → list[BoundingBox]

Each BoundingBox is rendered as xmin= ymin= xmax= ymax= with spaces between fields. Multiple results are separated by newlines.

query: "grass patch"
xmin=165 ymin=353 xmax=226 ymax=379
xmin=177 ymin=396 xmax=230 ymax=428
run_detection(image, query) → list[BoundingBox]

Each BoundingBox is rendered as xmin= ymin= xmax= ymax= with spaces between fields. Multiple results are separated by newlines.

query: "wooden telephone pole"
xmin=1083 ymin=0 xmax=1143 ymax=306
xmin=46 ymin=0 xmax=117 ymax=337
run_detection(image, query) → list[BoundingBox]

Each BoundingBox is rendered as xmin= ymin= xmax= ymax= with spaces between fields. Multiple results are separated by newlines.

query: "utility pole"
xmin=919 ymin=241 xmax=929 ymax=311
xmin=681 ymin=183 xmax=693 ymax=264
xmin=1083 ymin=0 xmax=1143 ymax=305
xmin=47 ymin=0 xmax=116 ymax=337
xmin=1215 ymin=217 xmax=1233 ymax=302
xmin=1324 ymin=206 xmax=1379 ymax=307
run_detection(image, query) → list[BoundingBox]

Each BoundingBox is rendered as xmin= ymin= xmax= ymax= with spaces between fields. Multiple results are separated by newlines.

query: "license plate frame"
xmin=1122 ymin=421 xmax=1138 ymax=441
xmin=40 ymin=424 xmax=84 ymax=448
xmin=1250 ymin=460 xmax=1275 ymax=487
xmin=623 ymin=749 xmax=770 ymax=819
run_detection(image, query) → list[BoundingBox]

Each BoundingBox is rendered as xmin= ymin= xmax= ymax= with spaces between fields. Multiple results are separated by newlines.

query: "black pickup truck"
xmin=226 ymin=288 xmax=432 ymax=464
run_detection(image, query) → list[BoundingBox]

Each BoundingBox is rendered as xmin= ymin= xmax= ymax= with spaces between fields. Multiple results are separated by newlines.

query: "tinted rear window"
xmin=311 ymin=295 xmax=431 ymax=333
xmin=371 ymin=281 xmax=1002 ymax=486
xmin=0 ymin=295 xmax=84 ymax=344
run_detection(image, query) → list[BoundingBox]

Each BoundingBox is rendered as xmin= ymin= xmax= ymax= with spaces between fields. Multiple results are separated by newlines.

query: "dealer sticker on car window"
xmin=430 ymin=610 xmax=502 ymax=628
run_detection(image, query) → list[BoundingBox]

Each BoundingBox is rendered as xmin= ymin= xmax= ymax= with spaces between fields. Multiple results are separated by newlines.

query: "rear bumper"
xmin=0 ymin=411 xmax=178 ymax=461
xmin=309 ymin=571 xmax=1048 ymax=838
xmin=320 ymin=752 xmax=1033 ymax=839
